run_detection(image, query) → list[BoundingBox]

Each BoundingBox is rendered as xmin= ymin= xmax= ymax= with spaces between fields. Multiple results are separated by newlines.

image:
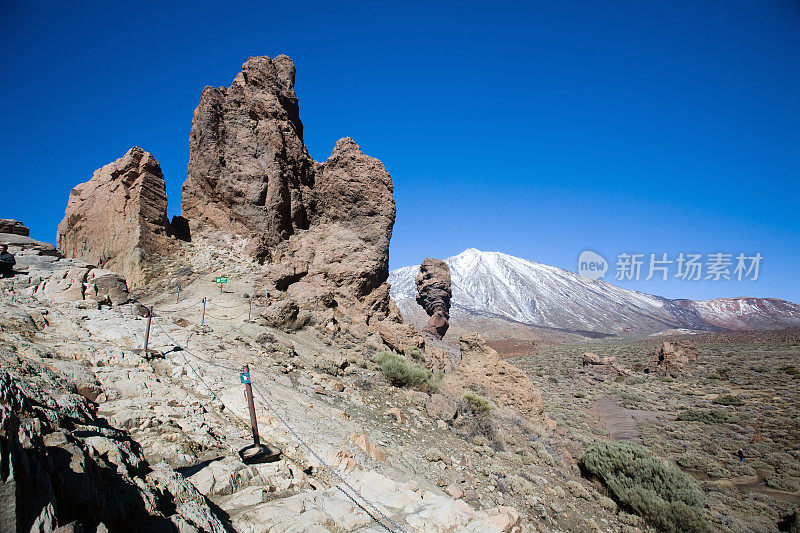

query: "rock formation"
xmin=415 ymin=257 xmax=452 ymax=339
xmin=2 ymin=225 xmax=130 ymax=307
xmin=646 ymin=340 xmax=698 ymax=377
xmin=57 ymin=147 xmax=177 ymax=287
xmin=581 ymin=352 xmax=631 ymax=377
xmin=442 ymin=333 xmax=555 ymax=430
xmin=181 ymin=55 xmax=396 ymax=324
xmin=182 ymin=55 xmax=313 ymax=258
xmin=0 ymin=367 xmax=225 ymax=532
xmin=0 ymin=219 xmax=29 ymax=236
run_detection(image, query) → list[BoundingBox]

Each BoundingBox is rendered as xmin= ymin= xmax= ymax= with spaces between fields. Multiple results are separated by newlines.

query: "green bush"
xmin=676 ymin=451 xmax=710 ymax=471
xmin=677 ymin=409 xmax=740 ymax=425
xmin=463 ymin=392 xmax=492 ymax=416
xmin=784 ymin=366 xmax=800 ymax=376
xmin=581 ymin=441 xmax=710 ymax=532
xmin=765 ymin=473 xmax=800 ymax=492
xmin=712 ymin=394 xmax=745 ymax=406
xmin=372 ymin=351 xmax=436 ymax=391
xmin=404 ymin=345 xmax=424 ymax=362
xmin=313 ymin=358 xmax=340 ymax=376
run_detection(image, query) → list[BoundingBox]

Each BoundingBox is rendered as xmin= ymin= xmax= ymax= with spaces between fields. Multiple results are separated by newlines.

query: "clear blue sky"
xmin=1 ymin=1 xmax=798 ymax=302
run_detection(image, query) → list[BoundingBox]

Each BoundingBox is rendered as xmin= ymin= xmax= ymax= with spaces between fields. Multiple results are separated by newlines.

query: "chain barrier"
xmin=145 ymin=308 xmax=404 ymax=533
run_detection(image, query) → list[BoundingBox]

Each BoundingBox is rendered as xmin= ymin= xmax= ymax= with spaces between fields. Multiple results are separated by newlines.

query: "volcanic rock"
xmin=415 ymin=257 xmax=452 ymax=339
xmin=0 ymin=367 xmax=224 ymax=532
xmin=581 ymin=352 xmax=631 ymax=377
xmin=442 ymin=333 xmax=555 ymax=430
xmin=582 ymin=352 xmax=602 ymax=366
xmin=647 ymin=340 xmax=698 ymax=377
xmin=426 ymin=393 xmax=457 ymax=421
xmin=0 ymin=219 xmax=29 ymax=236
xmin=181 ymin=55 xmax=396 ymax=324
xmin=57 ymin=147 xmax=177 ymax=287
xmin=182 ymin=55 xmax=313 ymax=258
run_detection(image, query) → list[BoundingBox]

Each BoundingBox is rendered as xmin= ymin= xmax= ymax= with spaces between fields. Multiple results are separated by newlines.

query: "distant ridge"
xmin=389 ymin=249 xmax=800 ymax=335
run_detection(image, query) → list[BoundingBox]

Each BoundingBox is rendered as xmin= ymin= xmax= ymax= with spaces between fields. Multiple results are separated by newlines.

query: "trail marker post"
xmin=241 ymin=365 xmax=259 ymax=446
xmin=215 ymin=276 xmax=227 ymax=294
xmin=237 ymin=365 xmax=280 ymax=465
xmin=176 ymin=284 xmax=181 ymax=303
xmin=248 ymin=296 xmax=252 ymax=322
xmin=143 ymin=306 xmax=153 ymax=355
xmin=201 ymin=297 xmax=206 ymax=326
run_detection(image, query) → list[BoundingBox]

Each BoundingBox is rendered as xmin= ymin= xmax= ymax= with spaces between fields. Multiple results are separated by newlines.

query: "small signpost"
xmin=215 ymin=276 xmax=228 ymax=294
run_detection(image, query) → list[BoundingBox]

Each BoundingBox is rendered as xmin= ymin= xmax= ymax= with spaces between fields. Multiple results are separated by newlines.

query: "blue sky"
xmin=1 ymin=1 xmax=798 ymax=302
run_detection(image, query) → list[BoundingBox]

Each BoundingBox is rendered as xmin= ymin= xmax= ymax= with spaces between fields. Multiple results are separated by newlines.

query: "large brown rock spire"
xmin=181 ymin=55 xmax=397 ymax=322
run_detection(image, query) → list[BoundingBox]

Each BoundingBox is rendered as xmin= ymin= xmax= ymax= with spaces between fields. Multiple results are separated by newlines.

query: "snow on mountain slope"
xmin=389 ymin=249 xmax=800 ymax=334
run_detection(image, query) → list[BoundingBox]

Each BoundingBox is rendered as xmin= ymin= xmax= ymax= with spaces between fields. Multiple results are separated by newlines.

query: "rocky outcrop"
xmin=267 ymin=137 xmax=396 ymax=322
xmin=182 ymin=55 xmax=313 ymax=258
xmin=0 ymin=219 xmax=29 ymax=236
xmin=581 ymin=352 xmax=631 ymax=377
xmin=0 ymin=366 xmax=225 ymax=532
xmin=646 ymin=340 xmax=698 ymax=377
xmin=181 ymin=55 xmax=396 ymax=324
xmin=442 ymin=333 xmax=555 ymax=430
xmin=57 ymin=147 xmax=178 ymax=287
xmin=6 ymin=239 xmax=130 ymax=306
xmin=415 ymin=257 xmax=452 ymax=339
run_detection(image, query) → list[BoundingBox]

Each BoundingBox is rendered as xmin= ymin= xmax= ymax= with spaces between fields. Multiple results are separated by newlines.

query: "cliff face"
xmin=182 ymin=55 xmax=396 ymax=322
xmin=182 ymin=55 xmax=315 ymax=260
xmin=56 ymin=147 xmax=176 ymax=287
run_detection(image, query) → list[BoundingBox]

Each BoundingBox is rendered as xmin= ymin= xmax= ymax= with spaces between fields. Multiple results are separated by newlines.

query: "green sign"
xmin=215 ymin=277 xmax=228 ymax=283
xmin=240 ymin=372 xmax=250 ymax=384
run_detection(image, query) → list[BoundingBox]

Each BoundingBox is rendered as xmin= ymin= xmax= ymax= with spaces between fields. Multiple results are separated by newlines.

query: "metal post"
xmin=143 ymin=306 xmax=153 ymax=354
xmin=176 ymin=284 xmax=181 ymax=303
xmin=241 ymin=365 xmax=260 ymax=446
xmin=201 ymin=297 xmax=206 ymax=326
xmin=248 ymin=297 xmax=252 ymax=322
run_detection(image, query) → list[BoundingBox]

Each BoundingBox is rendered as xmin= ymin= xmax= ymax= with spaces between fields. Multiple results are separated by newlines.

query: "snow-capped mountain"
xmin=388 ymin=249 xmax=800 ymax=335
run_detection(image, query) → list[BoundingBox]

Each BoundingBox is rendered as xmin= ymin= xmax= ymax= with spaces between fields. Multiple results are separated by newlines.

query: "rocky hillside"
xmin=0 ymin=240 xmax=633 ymax=532
xmin=389 ymin=249 xmax=800 ymax=337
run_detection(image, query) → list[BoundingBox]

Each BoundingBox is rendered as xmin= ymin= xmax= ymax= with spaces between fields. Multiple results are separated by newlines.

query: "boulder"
xmin=260 ymin=299 xmax=299 ymax=328
xmin=181 ymin=55 xmax=396 ymax=325
xmin=442 ymin=333 xmax=555 ymax=431
xmin=581 ymin=352 xmax=631 ymax=377
xmin=422 ymin=335 xmax=461 ymax=373
xmin=84 ymin=269 xmax=129 ymax=305
xmin=582 ymin=352 xmax=602 ymax=366
xmin=377 ymin=320 xmax=422 ymax=353
xmin=0 ymin=219 xmax=29 ymax=236
xmin=11 ymin=255 xmax=129 ymax=307
xmin=57 ymin=147 xmax=178 ymax=287
xmin=415 ymin=257 xmax=452 ymax=339
xmin=647 ymin=340 xmax=698 ymax=377
xmin=349 ymin=433 xmax=386 ymax=462
xmin=426 ymin=394 xmax=457 ymax=421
